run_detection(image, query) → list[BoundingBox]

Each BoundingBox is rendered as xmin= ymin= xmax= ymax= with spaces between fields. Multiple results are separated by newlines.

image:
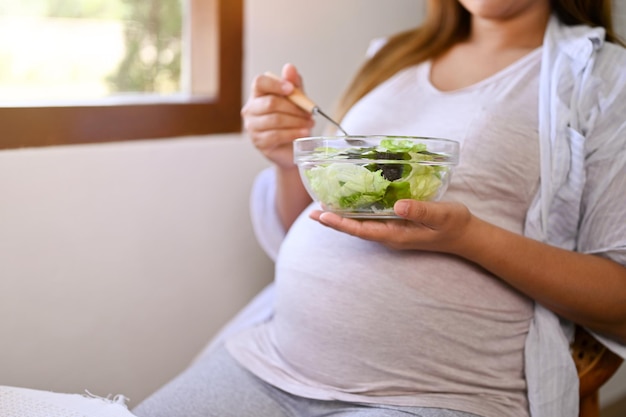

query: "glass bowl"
xmin=293 ymin=135 xmax=460 ymax=218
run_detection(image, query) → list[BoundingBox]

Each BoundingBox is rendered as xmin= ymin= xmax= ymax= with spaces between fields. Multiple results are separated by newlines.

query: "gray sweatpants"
xmin=132 ymin=345 xmax=482 ymax=417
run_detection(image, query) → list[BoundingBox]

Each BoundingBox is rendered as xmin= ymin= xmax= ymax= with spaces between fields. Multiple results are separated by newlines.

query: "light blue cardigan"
xmin=523 ymin=15 xmax=626 ymax=417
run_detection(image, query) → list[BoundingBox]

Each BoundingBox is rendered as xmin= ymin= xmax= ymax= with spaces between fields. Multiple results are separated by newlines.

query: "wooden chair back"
xmin=572 ymin=326 xmax=623 ymax=417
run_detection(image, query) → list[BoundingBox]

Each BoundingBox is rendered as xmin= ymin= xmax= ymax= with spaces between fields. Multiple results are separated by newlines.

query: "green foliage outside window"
xmin=106 ymin=0 xmax=182 ymax=93
xmin=0 ymin=0 xmax=183 ymax=94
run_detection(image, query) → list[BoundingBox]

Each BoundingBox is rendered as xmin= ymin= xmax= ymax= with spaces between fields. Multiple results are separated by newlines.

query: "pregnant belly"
xmin=271 ymin=230 xmax=532 ymax=393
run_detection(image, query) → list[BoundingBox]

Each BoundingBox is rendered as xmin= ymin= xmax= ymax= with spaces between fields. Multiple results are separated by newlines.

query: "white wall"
xmin=0 ymin=0 xmax=425 ymax=408
xmin=0 ymin=135 xmax=273 ymax=401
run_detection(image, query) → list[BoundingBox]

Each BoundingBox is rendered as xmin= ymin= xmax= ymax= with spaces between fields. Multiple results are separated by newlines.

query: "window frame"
xmin=0 ymin=0 xmax=243 ymax=150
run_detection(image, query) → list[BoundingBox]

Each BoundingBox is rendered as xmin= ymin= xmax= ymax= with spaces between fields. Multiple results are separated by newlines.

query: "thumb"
xmin=394 ymin=200 xmax=435 ymax=225
xmin=395 ymin=199 xmax=471 ymax=233
xmin=282 ymin=63 xmax=304 ymax=90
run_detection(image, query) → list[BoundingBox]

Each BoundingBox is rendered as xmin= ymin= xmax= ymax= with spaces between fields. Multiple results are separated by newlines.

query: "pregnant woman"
xmin=133 ymin=1 xmax=626 ymax=416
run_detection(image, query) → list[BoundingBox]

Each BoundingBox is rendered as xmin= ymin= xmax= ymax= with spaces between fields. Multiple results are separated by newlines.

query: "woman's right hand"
xmin=241 ymin=63 xmax=315 ymax=169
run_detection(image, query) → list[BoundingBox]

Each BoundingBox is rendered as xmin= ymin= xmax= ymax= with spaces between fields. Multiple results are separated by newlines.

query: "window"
xmin=0 ymin=0 xmax=243 ymax=150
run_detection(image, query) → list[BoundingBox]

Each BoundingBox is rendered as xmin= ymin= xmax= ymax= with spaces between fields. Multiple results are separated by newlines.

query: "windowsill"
xmin=0 ymin=93 xmax=219 ymax=108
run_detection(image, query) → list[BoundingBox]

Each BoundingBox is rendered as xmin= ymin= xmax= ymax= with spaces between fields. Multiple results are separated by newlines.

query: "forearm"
xmin=458 ymin=216 xmax=626 ymax=343
xmin=275 ymin=166 xmax=312 ymax=230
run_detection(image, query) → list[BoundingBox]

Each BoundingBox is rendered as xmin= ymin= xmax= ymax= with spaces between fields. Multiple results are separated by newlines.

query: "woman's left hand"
xmin=309 ymin=199 xmax=476 ymax=254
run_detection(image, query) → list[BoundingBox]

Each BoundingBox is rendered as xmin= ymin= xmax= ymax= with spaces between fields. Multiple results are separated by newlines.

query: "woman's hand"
xmin=309 ymin=199 xmax=475 ymax=254
xmin=241 ymin=63 xmax=314 ymax=169
xmin=242 ymin=63 xmax=315 ymax=229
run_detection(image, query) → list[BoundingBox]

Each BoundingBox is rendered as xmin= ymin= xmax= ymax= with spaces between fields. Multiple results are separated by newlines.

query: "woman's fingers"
xmin=310 ymin=210 xmax=401 ymax=239
xmin=250 ymin=72 xmax=294 ymax=99
xmin=281 ymin=63 xmax=304 ymax=90
xmin=244 ymin=110 xmax=312 ymax=136
xmin=309 ymin=201 xmax=474 ymax=252
xmin=242 ymin=94 xmax=312 ymax=122
xmin=394 ymin=200 xmax=443 ymax=228
xmin=251 ymin=127 xmax=311 ymax=150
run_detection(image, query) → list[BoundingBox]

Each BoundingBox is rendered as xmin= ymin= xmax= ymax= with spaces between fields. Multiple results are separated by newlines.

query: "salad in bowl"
xmin=293 ymin=135 xmax=460 ymax=218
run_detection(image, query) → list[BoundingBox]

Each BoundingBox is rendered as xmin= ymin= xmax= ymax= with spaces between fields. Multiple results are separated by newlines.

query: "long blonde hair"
xmin=335 ymin=0 xmax=623 ymax=121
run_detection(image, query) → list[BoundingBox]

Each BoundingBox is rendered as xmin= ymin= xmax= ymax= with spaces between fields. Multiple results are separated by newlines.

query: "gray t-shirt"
xmin=228 ymin=49 xmax=542 ymax=417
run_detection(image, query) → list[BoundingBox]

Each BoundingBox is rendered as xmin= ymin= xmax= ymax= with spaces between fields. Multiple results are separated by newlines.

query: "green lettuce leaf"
xmin=303 ymin=138 xmax=451 ymax=212
xmin=305 ymin=163 xmax=390 ymax=209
